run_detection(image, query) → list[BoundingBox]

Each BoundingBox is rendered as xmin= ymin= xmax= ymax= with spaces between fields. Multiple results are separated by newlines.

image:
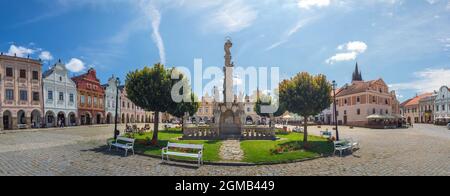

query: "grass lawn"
xmin=113 ymin=128 xmax=333 ymax=164
xmin=240 ymin=132 xmax=334 ymax=164
xmin=128 ymin=129 xmax=222 ymax=162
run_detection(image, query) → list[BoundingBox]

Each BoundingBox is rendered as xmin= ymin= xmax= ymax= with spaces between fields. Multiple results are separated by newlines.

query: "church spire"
xmin=352 ymin=62 xmax=363 ymax=82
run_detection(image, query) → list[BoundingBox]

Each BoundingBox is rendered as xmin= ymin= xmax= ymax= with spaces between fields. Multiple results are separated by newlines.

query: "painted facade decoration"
xmin=43 ymin=60 xmax=78 ymax=127
xmin=72 ymin=68 xmax=105 ymax=125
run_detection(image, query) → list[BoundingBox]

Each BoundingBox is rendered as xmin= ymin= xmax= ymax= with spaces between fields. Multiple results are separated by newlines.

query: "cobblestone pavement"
xmin=219 ymin=140 xmax=244 ymax=162
xmin=0 ymin=124 xmax=449 ymax=176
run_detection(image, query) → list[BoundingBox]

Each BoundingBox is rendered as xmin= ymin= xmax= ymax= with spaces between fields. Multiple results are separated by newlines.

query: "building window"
xmin=344 ymin=99 xmax=348 ymax=105
xmin=357 ymin=109 xmax=361 ymax=115
xmin=48 ymin=91 xmax=53 ymax=100
xmin=373 ymin=108 xmax=376 ymax=114
xmin=357 ymin=97 xmax=360 ymax=103
xmin=20 ymin=90 xmax=28 ymax=101
xmin=59 ymin=76 xmax=62 ymax=82
xmin=6 ymin=68 xmax=13 ymax=77
xmin=386 ymin=110 xmax=389 ymax=114
xmin=70 ymin=94 xmax=74 ymax=103
xmin=94 ymin=97 xmax=98 ymax=106
xmin=59 ymin=92 xmax=64 ymax=101
xmin=81 ymin=95 xmax=85 ymax=104
xmin=5 ymin=89 xmax=14 ymax=100
xmin=32 ymin=71 xmax=39 ymax=80
xmin=33 ymin=92 xmax=40 ymax=101
xmin=20 ymin=69 xmax=26 ymax=78
xmin=122 ymin=102 xmax=125 ymax=107
xmin=443 ymin=105 xmax=446 ymax=111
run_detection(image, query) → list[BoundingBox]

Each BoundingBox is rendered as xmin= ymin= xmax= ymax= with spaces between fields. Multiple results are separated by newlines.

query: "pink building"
xmin=0 ymin=54 xmax=43 ymax=130
xmin=119 ymin=86 xmax=148 ymax=124
xmin=335 ymin=63 xmax=400 ymax=127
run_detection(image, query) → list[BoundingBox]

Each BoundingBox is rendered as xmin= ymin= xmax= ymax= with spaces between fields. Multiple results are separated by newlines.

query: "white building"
xmin=434 ymin=86 xmax=450 ymax=124
xmin=103 ymin=76 xmax=120 ymax=124
xmin=42 ymin=61 xmax=78 ymax=127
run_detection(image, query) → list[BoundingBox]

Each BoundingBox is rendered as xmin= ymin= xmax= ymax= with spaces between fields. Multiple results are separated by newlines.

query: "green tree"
xmin=279 ymin=72 xmax=332 ymax=146
xmin=125 ymin=63 xmax=172 ymax=145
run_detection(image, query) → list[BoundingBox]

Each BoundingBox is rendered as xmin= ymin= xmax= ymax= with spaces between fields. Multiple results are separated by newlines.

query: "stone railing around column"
xmin=241 ymin=126 xmax=276 ymax=140
xmin=182 ymin=126 xmax=219 ymax=140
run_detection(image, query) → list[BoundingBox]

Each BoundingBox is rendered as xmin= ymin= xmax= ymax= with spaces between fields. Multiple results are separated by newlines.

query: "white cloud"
xmin=326 ymin=41 xmax=368 ymax=64
xmin=66 ymin=58 xmax=86 ymax=73
xmin=266 ymin=17 xmax=316 ymax=51
xmin=141 ymin=1 xmax=166 ymax=65
xmin=39 ymin=51 xmax=54 ymax=61
xmin=7 ymin=45 xmax=35 ymax=57
xmin=298 ymin=0 xmax=331 ymax=9
xmin=389 ymin=68 xmax=450 ymax=93
xmin=206 ymin=0 xmax=258 ymax=33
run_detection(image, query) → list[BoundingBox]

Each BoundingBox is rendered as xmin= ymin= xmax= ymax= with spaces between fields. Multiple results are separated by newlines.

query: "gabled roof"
xmin=42 ymin=68 xmax=54 ymax=79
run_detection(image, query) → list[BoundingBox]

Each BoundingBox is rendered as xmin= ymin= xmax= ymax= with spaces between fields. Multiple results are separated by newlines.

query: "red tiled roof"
xmin=336 ymin=79 xmax=384 ymax=97
xmin=403 ymin=93 xmax=433 ymax=107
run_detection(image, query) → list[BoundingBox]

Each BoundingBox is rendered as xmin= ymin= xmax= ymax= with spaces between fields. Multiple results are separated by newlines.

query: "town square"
xmin=0 ymin=1 xmax=450 ymax=177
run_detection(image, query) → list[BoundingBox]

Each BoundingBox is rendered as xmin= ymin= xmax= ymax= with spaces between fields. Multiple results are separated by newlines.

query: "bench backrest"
xmin=167 ymin=142 xmax=203 ymax=150
xmin=117 ymin=137 xmax=135 ymax=143
xmin=334 ymin=140 xmax=349 ymax=146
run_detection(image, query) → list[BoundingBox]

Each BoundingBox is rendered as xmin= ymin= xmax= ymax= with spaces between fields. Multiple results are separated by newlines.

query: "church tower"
xmin=352 ymin=62 xmax=363 ymax=82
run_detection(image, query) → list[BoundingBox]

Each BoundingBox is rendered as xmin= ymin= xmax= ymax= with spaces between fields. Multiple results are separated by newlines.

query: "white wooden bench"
xmin=320 ymin=131 xmax=332 ymax=139
xmin=333 ymin=140 xmax=352 ymax=157
xmin=334 ymin=139 xmax=360 ymax=157
xmin=162 ymin=142 xmax=204 ymax=167
xmin=109 ymin=137 xmax=135 ymax=156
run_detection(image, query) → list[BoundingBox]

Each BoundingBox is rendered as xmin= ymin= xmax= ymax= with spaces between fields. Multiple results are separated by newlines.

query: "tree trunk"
xmin=152 ymin=111 xmax=160 ymax=146
xmin=303 ymin=117 xmax=308 ymax=147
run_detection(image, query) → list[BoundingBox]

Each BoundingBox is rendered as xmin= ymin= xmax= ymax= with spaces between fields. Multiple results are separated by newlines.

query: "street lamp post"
xmin=114 ymin=77 xmax=121 ymax=140
xmin=332 ymin=80 xmax=340 ymax=141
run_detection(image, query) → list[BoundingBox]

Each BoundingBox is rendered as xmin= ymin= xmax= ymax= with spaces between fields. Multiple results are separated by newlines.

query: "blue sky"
xmin=1 ymin=0 xmax=450 ymax=101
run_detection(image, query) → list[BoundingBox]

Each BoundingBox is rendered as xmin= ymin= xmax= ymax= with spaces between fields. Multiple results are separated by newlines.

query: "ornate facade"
xmin=72 ymin=68 xmax=105 ymax=125
xmin=434 ymin=86 xmax=450 ymax=124
xmin=0 ymin=54 xmax=43 ymax=130
xmin=43 ymin=60 xmax=78 ymax=127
